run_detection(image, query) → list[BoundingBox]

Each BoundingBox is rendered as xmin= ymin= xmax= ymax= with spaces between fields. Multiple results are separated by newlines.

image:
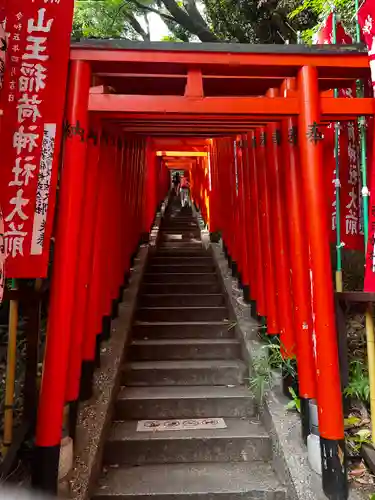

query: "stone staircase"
xmin=92 ymin=198 xmax=286 ymax=500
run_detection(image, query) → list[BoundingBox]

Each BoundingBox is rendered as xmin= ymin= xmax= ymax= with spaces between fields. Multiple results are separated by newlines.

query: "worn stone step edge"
xmin=93 ymin=462 xmax=286 ymax=500
xmin=104 ymin=418 xmax=271 ymax=464
xmin=115 ymin=386 xmax=255 ymax=419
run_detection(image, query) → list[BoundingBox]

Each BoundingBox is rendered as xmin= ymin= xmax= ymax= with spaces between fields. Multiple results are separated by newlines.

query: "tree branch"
xmin=127 ymin=0 xmax=175 ymax=23
xmin=125 ymin=12 xmax=150 ymax=40
xmin=182 ymin=0 xmax=208 ymax=29
xmin=161 ymin=0 xmax=219 ymax=42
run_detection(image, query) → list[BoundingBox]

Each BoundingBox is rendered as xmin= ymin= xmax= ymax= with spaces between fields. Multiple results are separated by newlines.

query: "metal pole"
xmin=332 ymin=10 xmax=343 ymax=292
xmin=354 ymin=0 xmax=375 ymax=445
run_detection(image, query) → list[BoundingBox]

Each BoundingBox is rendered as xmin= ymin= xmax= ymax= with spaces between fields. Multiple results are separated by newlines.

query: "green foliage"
xmin=344 ymin=360 xmax=370 ymax=403
xmin=346 ymin=428 xmax=371 ymax=454
xmin=344 ymin=415 xmax=362 ymax=428
xmin=286 ymin=386 xmax=301 ymax=412
xmin=72 ymin=0 xmax=152 ymax=40
xmin=249 ymin=336 xmax=297 ymax=403
xmin=73 ymin=0 xmax=320 ymax=44
xmin=249 ymin=347 xmax=275 ymax=403
xmin=289 ymin=0 xmax=360 ymax=43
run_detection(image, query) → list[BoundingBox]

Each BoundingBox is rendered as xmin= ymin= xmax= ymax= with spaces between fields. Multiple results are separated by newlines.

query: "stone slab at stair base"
xmin=211 ymin=242 xmax=364 ymax=500
xmin=63 ymin=213 xmax=160 ymax=500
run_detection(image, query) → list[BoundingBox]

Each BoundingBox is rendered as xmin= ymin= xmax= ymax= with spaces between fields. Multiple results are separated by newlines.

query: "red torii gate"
xmin=32 ymin=40 xmax=373 ymax=499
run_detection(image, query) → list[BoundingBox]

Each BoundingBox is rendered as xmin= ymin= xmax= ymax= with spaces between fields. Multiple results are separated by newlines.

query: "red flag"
xmin=315 ymin=14 xmax=363 ymax=251
xmin=0 ymin=1 xmax=74 ymax=278
xmin=314 ymin=12 xmax=352 ymax=44
xmin=364 ymin=124 xmax=375 ymax=291
xmin=358 ymin=0 xmax=375 ymax=95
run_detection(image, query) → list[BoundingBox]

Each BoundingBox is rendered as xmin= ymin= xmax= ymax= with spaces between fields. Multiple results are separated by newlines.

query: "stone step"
xmin=122 ymin=360 xmax=246 ymax=386
xmin=144 ymin=273 xmax=217 ymax=284
xmin=161 ymin=222 xmax=197 ymax=228
xmin=161 ymin=234 xmax=201 ymax=243
xmin=141 ymin=283 xmax=222 ymax=294
xmin=147 ymin=264 xmax=215 ymax=273
xmin=93 ymin=462 xmax=286 ymax=500
xmin=161 ymin=225 xmax=199 ymax=231
xmin=155 ymin=249 xmax=210 ymax=257
xmin=139 ymin=294 xmax=225 ymax=307
xmin=159 ymin=241 xmax=203 ymax=249
xmin=115 ymin=385 xmax=255 ymax=420
xmin=132 ymin=321 xmax=235 ymax=339
xmin=161 ymin=227 xmax=200 ymax=234
xmin=129 ymin=338 xmax=241 ymax=361
xmin=150 ymin=256 xmax=212 ymax=264
xmin=135 ymin=307 xmax=229 ymax=322
xmin=103 ymin=418 xmax=271 ymax=465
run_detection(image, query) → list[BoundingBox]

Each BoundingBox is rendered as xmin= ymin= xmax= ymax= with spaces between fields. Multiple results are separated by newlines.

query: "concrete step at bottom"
xmin=138 ymin=294 xmax=225 ymax=307
xmin=115 ymin=385 xmax=255 ymax=420
xmin=122 ymin=359 xmax=247 ymax=386
xmin=103 ymin=418 xmax=271 ymax=465
xmin=129 ymin=338 xmax=241 ymax=361
xmin=132 ymin=321 xmax=236 ymax=339
xmin=93 ymin=462 xmax=286 ymax=500
xmin=135 ymin=307 xmax=229 ymax=322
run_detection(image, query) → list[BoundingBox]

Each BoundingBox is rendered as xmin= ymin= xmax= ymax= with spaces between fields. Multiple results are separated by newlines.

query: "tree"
xmin=72 ymin=0 xmax=320 ymax=44
xmin=289 ymin=0 xmax=359 ymax=43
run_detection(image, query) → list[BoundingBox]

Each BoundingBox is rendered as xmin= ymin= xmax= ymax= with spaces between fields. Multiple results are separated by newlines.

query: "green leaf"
xmin=355 ymin=429 xmax=371 ymax=440
xmin=344 ymin=416 xmax=362 ymax=427
xmin=286 ymin=399 xmax=297 ymax=411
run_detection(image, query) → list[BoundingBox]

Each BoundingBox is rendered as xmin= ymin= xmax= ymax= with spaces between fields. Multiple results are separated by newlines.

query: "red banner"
xmin=0 ymin=0 xmax=74 ymax=278
xmin=365 ymin=129 xmax=375 ymax=292
xmin=358 ymin=0 xmax=375 ymax=96
xmin=0 ymin=8 xmax=7 ymax=301
xmin=315 ymin=14 xmax=363 ymax=251
xmin=314 ymin=13 xmax=352 ymax=45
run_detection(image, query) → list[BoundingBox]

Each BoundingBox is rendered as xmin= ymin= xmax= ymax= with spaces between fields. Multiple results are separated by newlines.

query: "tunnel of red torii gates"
xmin=30 ymin=40 xmax=375 ymax=497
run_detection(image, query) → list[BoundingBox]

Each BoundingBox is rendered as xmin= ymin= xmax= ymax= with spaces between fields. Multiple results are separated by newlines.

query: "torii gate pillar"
xmin=298 ymin=65 xmax=347 ymax=500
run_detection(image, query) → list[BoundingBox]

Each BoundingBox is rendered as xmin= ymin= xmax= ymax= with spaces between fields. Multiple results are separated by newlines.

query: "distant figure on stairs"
xmin=172 ymin=171 xmax=180 ymax=196
xmin=180 ymin=174 xmax=190 ymax=208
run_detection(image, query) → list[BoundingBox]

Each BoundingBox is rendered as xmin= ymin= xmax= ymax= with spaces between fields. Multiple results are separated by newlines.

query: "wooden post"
xmin=32 ymin=60 xmax=91 ymax=494
xmin=266 ymin=110 xmax=296 ymax=356
xmin=298 ymin=65 xmax=347 ymax=499
xmin=66 ymin=125 xmax=101 ymax=437
xmin=255 ymin=127 xmax=279 ymax=334
xmin=247 ymin=130 xmax=266 ymax=316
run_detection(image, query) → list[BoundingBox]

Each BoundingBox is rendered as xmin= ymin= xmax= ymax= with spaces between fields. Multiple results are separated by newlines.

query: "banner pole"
xmin=332 ymin=10 xmax=343 ymax=292
xmin=355 ymin=0 xmax=375 ymax=446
